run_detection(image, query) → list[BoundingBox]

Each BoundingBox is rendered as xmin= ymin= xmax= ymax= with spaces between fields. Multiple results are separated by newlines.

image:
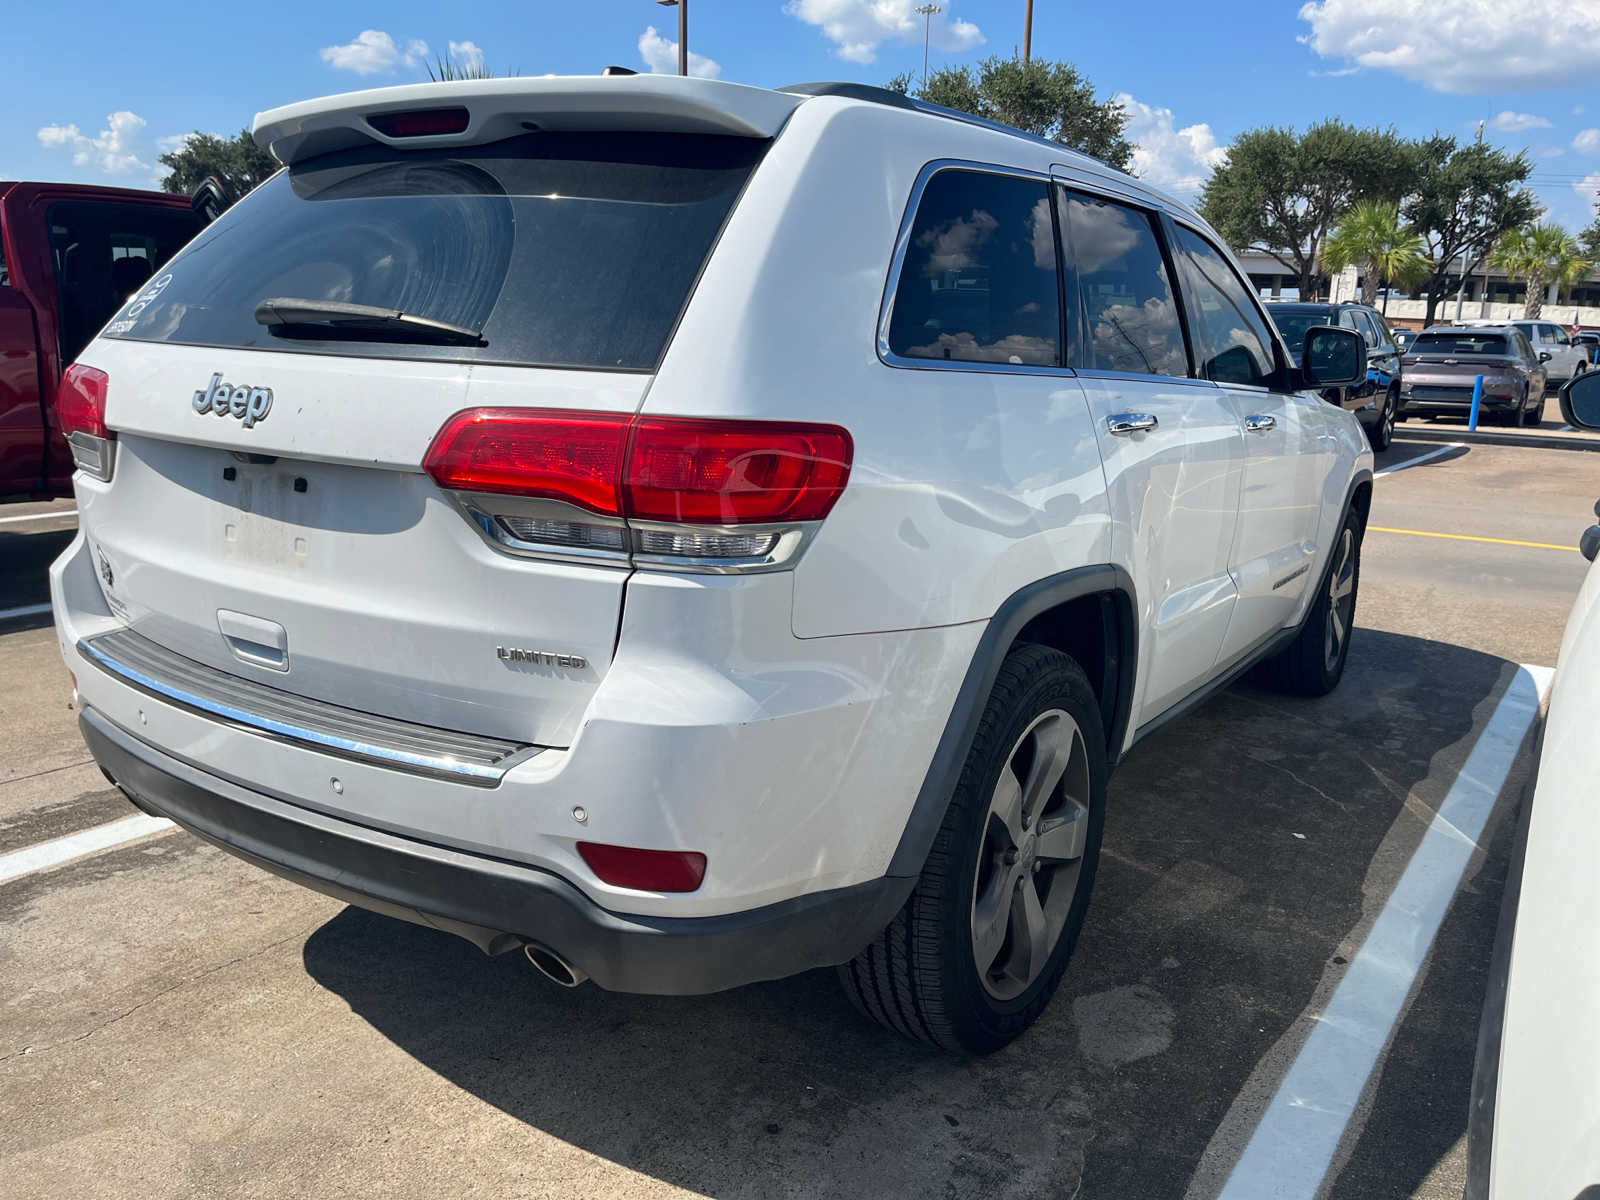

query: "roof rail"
xmin=778 ymin=80 xmax=1119 ymax=177
xmin=778 ymin=82 xmax=918 ymax=110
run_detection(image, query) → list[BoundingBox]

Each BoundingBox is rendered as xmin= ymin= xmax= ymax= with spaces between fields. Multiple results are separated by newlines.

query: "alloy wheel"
xmin=970 ymin=709 xmax=1091 ymax=1001
xmin=1323 ymin=527 xmax=1356 ymax=672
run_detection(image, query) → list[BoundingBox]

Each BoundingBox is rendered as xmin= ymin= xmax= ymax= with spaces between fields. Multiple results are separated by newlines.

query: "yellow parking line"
xmin=1368 ymin=525 xmax=1577 ymax=552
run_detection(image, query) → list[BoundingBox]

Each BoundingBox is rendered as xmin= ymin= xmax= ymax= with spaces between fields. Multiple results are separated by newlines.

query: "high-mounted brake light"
xmin=57 ymin=364 xmax=115 ymax=481
xmin=424 ymin=408 xmax=853 ymax=570
xmin=577 ymin=842 xmax=707 ymax=893
xmin=366 ymin=107 xmax=471 ymax=138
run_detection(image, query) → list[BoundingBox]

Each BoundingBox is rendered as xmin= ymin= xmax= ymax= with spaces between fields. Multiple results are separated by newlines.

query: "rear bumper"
xmin=83 ymin=705 xmax=910 ymax=994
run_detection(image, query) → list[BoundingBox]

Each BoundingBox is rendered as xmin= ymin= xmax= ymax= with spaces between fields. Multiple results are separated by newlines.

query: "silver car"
xmin=1460 ymin=318 xmax=1589 ymax=386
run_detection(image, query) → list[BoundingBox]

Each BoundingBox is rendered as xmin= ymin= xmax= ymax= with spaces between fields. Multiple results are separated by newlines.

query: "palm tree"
xmin=1490 ymin=222 xmax=1591 ymax=319
xmin=1321 ymin=202 xmax=1430 ymax=312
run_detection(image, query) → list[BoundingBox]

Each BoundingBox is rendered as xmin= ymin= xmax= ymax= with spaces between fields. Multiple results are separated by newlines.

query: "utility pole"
xmin=1023 ymin=0 xmax=1034 ymax=60
xmin=656 ymin=0 xmax=687 ymax=76
xmin=916 ymin=4 xmax=941 ymax=90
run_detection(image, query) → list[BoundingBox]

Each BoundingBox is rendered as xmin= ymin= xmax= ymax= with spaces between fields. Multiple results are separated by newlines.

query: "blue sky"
xmin=7 ymin=0 xmax=1598 ymax=230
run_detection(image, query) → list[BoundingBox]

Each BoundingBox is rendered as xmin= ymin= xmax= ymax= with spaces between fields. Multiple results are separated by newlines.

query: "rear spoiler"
xmin=252 ymin=75 xmax=803 ymax=166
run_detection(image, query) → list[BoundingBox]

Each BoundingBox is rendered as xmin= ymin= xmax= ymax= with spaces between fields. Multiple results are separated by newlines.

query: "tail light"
xmin=57 ymin=364 xmax=115 ymax=481
xmin=424 ymin=409 xmax=852 ymax=572
xmin=577 ymin=842 xmax=707 ymax=892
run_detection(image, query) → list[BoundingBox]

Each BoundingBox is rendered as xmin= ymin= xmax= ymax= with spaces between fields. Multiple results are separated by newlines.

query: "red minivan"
xmin=1 ymin=181 xmax=206 ymax=498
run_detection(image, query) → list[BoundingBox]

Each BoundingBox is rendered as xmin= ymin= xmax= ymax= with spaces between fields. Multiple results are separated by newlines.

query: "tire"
xmin=1522 ymin=391 xmax=1545 ymax=427
xmin=838 ymin=644 xmax=1107 ymax=1054
xmin=1367 ymin=386 xmax=1397 ymax=451
xmin=1258 ymin=507 xmax=1361 ymax=697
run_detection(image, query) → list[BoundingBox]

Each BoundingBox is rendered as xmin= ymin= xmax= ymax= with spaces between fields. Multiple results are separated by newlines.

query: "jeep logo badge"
xmin=193 ymin=373 xmax=273 ymax=428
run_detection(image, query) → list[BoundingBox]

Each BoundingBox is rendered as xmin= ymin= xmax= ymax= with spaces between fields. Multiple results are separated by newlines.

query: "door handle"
xmin=1244 ymin=414 xmax=1276 ymax=433
xmin=1107 ymin=412 xmax=1158 ymax=435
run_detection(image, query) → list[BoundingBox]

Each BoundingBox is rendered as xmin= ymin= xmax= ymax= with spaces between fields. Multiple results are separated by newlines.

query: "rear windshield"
xmin=1410 ymin=332 xmax=1508 ymax=355
xmin=101 ymin=131 xmax=766 ymax=371
xmin=1268 ymin=308 xmax=1334 ymax=348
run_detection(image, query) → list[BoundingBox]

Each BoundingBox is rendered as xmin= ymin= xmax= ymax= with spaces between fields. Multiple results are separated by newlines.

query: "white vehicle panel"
xmin=1490 ymin=554 xmax=1600 ymax=1199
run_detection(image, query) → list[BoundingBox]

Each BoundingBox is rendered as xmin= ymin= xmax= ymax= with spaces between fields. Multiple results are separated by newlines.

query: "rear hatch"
xmin=78 ymin=104 xmax=773 ymax=748
xmin=1402 ymin=331 xmax=1521 ymax=399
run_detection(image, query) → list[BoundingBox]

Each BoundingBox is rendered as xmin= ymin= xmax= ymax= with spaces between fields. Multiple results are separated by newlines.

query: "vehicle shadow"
xmin=0 ymin=528 xmax=74 ymax=621
xmin=301 ymin=627 xmax=1524 ymax=1199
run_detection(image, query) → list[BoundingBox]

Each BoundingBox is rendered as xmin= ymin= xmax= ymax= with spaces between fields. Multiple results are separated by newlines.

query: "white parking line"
xmin=1215 ymin=663 xmax=1552 ymax=1200
xmin=0 ymin=508 xmax=76 ymax=526
xmin=0 ymin=602 xmax=53 ymax=622
xmin=1375 ymin=443 xmax=1465 ymax=477
xmin=0 ymin=813 xmax=175 ymax=885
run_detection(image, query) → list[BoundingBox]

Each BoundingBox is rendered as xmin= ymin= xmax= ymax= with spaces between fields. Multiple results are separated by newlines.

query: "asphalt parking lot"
xmin=2 ymin=435 xmax=1595 ymax=1199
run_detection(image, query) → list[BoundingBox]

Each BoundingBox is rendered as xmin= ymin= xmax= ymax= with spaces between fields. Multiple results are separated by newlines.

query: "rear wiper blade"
xmin=253 ymin=298 xmax=485 ymax=346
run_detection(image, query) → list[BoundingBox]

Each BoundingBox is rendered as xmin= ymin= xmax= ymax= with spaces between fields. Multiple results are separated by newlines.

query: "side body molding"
xmin=886 ymin=563 xmax=1138 ymax=878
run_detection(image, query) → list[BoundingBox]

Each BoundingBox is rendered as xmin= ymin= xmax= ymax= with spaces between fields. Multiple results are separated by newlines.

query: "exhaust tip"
xmin=523 ymin=942 xmax=587 ymax=988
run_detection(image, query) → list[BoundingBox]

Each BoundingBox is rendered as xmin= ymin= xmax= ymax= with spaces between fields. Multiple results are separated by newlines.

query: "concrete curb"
xmin=1394 ymin=425 xmax=1600 ymax=452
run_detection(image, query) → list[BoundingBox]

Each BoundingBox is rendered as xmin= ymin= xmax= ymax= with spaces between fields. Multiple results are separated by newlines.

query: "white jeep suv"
xmin=50 ymin=75 xmax=1372 ymax=1053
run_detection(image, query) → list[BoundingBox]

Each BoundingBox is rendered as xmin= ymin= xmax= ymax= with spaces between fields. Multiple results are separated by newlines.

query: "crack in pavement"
xmin=0 ymin=920 xmax=323 ymax=1066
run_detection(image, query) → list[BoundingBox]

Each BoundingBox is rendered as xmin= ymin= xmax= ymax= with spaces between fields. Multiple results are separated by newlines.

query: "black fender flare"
xmin=885 ymin=563 xmax=1138 ymax=879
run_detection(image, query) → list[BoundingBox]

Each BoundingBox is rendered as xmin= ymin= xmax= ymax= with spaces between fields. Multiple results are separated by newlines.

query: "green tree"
xmin=158 ymin=129 xmax=278 ymax=207
xmin=1198 ymin=121 xmax=1415 ymax=299
xmin=1581 ymin=202 xmax=1600 ymax=262
xmin=888 ymin=56 xmax=1133 ymax=172
xmin=1403 ymin=135 xmax=1538 ymax=327
xmin=1320 ymin=202 xmax=1430 ymax=312
xmin=1489 ymin=222 xmax=1590 ymax=319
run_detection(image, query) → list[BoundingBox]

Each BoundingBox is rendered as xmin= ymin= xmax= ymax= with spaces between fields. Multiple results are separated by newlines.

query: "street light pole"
xmin=1023 ymin=0 xmax=1034 ymax=60
xmin=656 ymin=0 xmax=687 ymax=76
xmin=915 ymin=4 xmax=941 ymax=90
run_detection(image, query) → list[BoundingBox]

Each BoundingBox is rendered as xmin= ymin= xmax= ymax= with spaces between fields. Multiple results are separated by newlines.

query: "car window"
xmin=1547 ymin=324 xmax=1570 ymax=345
xmin=886 ymin=168 xmax=1062 ymax=368
xmin=1511 ymin=331 xmax=1533 ymax=364
xmin=1337 ymin=309 xmax=1358 ymax=331
xmin=1266 ymin=308 xmax=1333 ymax=350
xmin=1057 ymin=188 xmax=1185 ymax=377
xmin=103 ymin=132 xmax=764 ymax=372
xmin=1412 ymin=332 xmax=1509 ymax=355
xmin=1169 ymin=224 xmax=1277 ymax=387
xmin=47 ymin=200 xmax=202 ymax=365
xmin=1354 ymin=310 xmax=1381 ymax=347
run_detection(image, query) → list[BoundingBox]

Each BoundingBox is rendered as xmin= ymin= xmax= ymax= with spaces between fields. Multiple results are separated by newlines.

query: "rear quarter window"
xmin=102 ymin=131 xmax=766 ymax=372
xmin=885 ymin=168 xmax=1062 ymax=368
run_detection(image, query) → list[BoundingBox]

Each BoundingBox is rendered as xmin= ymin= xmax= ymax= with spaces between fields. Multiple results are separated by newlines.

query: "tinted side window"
xmin=1170 ymin=225 xmax=1278 ymax=387
xmin=1547 ymin=324 xmax=1570 ymax=345
xmin=1058 ymin=189 xmax=1186 ymax=377
xmin=887 ymin=169 xmax=1061 ymax=367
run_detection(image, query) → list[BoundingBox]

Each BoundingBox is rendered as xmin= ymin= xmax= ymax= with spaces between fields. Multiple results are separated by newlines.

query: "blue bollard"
xmin=1469 ymin=374 xmax=1483 ymax=431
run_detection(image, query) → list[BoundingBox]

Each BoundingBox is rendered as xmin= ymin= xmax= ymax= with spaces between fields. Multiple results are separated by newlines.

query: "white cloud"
xmin=1298 ymin=0 xmax=1600 ymax=93
xmin=783 ymin=0 xmax=983 ymax=66
xmin=637 ymin=26 xmax=721 ymax=78
xmin=1575 ymin=172 xmax=1600 ymax=211
xmin=1489 ymin=110 xmax=1551 ymax=132
xmin=319 ymin=30 xmax=428 ymax=75
xmin=447 ymin=40 xmax=485 ymax=72
xmin=37 ymin=111 xmax=149 ymax=174
xmin=1112 ymin=93 xmax=1228 ymax=200
xmin=1574 ymin=128 xmax=1600 ymax=154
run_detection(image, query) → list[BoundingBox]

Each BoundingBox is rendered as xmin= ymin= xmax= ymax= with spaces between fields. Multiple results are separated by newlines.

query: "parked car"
xmin=1572 ymin=329 xmax=1599 ymax=367
xmin=1266 ymin=301 xmax=1403 ymax=450
xmin=1458 ymin=317 xmax=1589 ymax=388
xmin=50 ymin=75 xmax=1371 ymax=1053
xmin=1392 ymin=326 xmax=1419 ymax=354
xmin=1466 ymin=373 xmax=1600 ymax=1199
xmin=0 ymin=182 xmax=207 ymax=499
xmin=1400 ymin=325 xmax=1549 ymax=426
